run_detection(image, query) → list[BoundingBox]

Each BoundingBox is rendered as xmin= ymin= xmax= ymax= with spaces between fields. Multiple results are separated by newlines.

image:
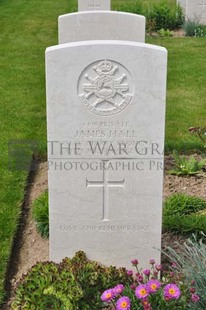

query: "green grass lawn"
xmin=0 ymin=0 xmax=205 ymax=305
xmin=0 ymin=0 xmax=76 ymax=303
xmin=147 ymin=36 xmax=206 ymax=152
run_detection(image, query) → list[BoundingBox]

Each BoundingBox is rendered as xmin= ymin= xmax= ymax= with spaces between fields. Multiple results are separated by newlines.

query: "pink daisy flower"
xmin=116 ymin=296 xmax=131 ymax=310
xmin=101 ymin=288 xmax=114 ymax=302
xmin=147 ymin=279 xmax=161 ymax=293
xmin=135 ymin=284 xmax=149 ymax=299
xmin=164 ymin=283 xmax=181 ymax=300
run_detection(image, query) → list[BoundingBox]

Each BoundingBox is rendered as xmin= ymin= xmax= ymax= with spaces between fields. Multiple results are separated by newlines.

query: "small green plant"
xmin=189 ymin=126 xmax=206 ymax=149
xmin=163 ymin=193 xmax=206 ymax=234
xmin=101 ymin=258 xmax=201 ymax=309
xmin=183 ymin=19 xmax=206 ymax=37
xmin=169 ymin=150 xmax=205 ymax=175
xmin=32 ymin=190 xmax=49 ymax=238
xmin=164 ymin=234 xmax=206 ymax=309
xmin=194 ymin=27 xmax=206 ymax=37
xmin=158 ymin=28 xmax=174 ymax=37
xmin=11 ymin=251 xmax=128 ymax=309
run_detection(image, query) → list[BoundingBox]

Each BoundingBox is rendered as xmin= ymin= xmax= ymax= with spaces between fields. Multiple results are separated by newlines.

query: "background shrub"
xmin=32 ymin=190 xmax=49 ymax=238
xmin=148 ymin=1 xmax=184 ymax=30
xmin=116 ymin=0 xmax=144 ymax=15
xmin=11 ymin=251 xmax=128 ymax=309
xmin=163 ymin=193 xmax=206 ymax=234
xmin=116 ymin=0 xmax=184 ymax=31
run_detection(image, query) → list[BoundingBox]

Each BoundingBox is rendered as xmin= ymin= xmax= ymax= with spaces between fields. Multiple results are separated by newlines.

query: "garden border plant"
xmin=100 ymin=257 xmax=201 ymax=309
xmin=163 ymin=233 xmax=206 ymax=309
xmin=169 ymin=150 xmax=206 ymax=176
xmin=11 ymin=251 xmax=128 ymax=309
xmin=11 ymin=250 xmax=204 ymax=309
xmin=163 ymin=193 xmax=206 ymax=234
xmin=183 ymin=19 xmax=206 ymax=37
xmin=32 ymin=190 xmax=49 ymax=239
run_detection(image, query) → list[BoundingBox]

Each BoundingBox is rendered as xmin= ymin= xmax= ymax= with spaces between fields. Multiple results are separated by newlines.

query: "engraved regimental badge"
xmin=78 ymin=60 xmax=133 ymax=116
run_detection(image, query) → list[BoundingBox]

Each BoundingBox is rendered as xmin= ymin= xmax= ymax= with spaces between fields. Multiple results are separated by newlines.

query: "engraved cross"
xmin=86 ymin=162 xmax=125 ymax=221
xmin=198 ymin=0 xmax=206 ymax=11
xmin=89 ymin=0 xmax=101 ymax=9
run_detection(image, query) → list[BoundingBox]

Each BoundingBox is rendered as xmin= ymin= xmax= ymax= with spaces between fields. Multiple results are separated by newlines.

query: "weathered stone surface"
xmin=46 ymin=40 xmax=167 ymax=269
xmin=58 ymin=12 xmax=145 ymax=44
xmin=178 ymin=0 xmax=206 ymax=24
xmin=78 ymin=0 xmax=110 ymax=11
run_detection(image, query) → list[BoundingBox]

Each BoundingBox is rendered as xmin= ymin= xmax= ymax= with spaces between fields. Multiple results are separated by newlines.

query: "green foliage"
xmin=32 ymin=191 xmax=49 ymax=238
xmin=148 ymin=1 xmax=184 ymax=30
xmin=116 ymin=0 xmax=144 ymax=15
xmin=164 ymin=193 xmax=206 ymax=217
xmin=169 ymin=150 xmax=206 ymax=175
xmin=164 ymin=234 xmax=206 ymax=309
xmin=163 ymin=193 xmax=206 ymax=234
xmin=158 ymin=28 xmax=174 ymax=37
xmin=184 ymin=19 xmax=206 ymax=37
xmin=11 ymin=251 xmax=128 ymax=309
xmin=194 ymin=27 xmax=206 ymax=38
xmin=115 ymin=0 xmax=184 ymax=31
xmin=11 ymin=260 xmax=82 ymax=309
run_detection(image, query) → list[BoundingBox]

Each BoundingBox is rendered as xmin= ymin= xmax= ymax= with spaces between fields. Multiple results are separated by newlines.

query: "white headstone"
xmin=178 ymin=0 xmax=206 ymax=24
xmin=58 ymin=12 xmax=146 ymax=44
xmin=46 ymin=40 xmax=167 ymax=269
xmin=186 ymin=0 xmax=206 ymax=24
xmin=78 ymin=0 xmax=110 ymax=11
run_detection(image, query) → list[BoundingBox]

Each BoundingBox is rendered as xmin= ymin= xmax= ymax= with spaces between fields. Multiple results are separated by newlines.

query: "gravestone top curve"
xmin=58 ymin=11 xmax=146 ymax=44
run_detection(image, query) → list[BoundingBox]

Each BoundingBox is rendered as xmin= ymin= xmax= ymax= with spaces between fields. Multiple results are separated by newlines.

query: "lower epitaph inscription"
xmin=60 ymin=224 xmax=150 ymax=232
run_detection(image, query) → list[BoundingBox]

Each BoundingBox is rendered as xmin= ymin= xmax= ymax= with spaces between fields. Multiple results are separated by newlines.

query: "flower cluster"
xmin=100 ymin=258 xmax=200 ymax=309
xmin=101 ymin=284 xmax=130 ymax=310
